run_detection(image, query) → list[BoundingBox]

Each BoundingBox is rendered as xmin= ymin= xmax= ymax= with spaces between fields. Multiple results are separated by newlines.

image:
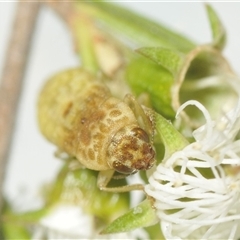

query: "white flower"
xmin=145 ymin=99 xmax=240 ymax=240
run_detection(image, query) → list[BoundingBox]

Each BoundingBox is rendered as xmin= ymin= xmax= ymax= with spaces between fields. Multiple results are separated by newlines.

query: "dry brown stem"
xmin=0 ymin=1 xmax=40 ymax=212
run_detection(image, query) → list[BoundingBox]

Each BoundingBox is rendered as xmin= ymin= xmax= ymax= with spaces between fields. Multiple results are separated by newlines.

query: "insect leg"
xmin=124 ymin=93 xmax=154 ymax=138
xmin=97 ymin=170 xmax=144 ymax=192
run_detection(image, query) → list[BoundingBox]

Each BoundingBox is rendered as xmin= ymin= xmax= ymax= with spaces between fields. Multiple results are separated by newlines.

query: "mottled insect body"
xmin=38 ymin=68 xmax=155 ymax=191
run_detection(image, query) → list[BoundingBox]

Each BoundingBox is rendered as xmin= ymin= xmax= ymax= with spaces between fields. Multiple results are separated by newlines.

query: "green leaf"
xmin=2 ymin=222 xmax=31 ymax=239
xmin=77 ymin=2 xmax=196 ymax=52
xmin=126 ymin=57 xmax=175 ymax=119
xmin=137 ymin=47 xmax=185 ymax=76
xmin=155 ymin=112 xmax=189 ymax=160
xmin=206 ymin=4 xmax=226 ymax=50
xmin=101 ymin=199 xmax=158 ymax=234
xmin=1 ymin=202 xmax=46 ymax=240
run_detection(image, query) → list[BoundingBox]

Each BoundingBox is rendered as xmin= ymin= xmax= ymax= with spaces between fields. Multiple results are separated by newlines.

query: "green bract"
xmin=101 ymin=199 xmax=158 ymax=234
xmin=206 ymin=4 xmax=226 ymax=50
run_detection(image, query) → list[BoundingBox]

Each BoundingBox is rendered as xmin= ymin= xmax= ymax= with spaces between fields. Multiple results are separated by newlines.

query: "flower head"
xmin=145 ymin=99 xmax=240 ymax=239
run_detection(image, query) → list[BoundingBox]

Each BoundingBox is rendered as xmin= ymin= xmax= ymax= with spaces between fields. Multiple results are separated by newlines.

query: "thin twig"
xmin=0 ymin=1 xmax=40 ymax=212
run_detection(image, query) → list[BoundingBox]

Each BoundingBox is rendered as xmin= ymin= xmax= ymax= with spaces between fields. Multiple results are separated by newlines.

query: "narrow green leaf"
xmin=77 ymin=2 xmax=196 ymax=52
xmin=1 ymin=206 xmax=46 ymax=239
xmin=101 ymin=199 xmax=158 ymax=234
xmin=137 ymin=47 xmax=185 ymax=76
xmin=71 ymin=15 xmax=99 ymax=74
xmin=205 ymin=4 xmax=226 ymax=50
xmin=155 ymin=112 xmax=189 ymax=160
xmin=2 ymin=223 xmax=31 ymax=239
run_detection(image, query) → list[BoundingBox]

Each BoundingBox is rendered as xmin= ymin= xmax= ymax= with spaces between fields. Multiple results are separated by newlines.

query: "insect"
xmin=37 ymin=68 xmax=156 ymax=192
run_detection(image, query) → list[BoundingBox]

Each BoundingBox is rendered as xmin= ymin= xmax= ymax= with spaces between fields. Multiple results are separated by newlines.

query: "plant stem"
xmin=71 ymin=14 xmax=99 ymax=74
xmin=0 ymin=1 xmax=40 ymax=213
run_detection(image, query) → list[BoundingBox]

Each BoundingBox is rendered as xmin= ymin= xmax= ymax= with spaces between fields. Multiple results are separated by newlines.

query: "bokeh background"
xmin=1 ymin=1 xmax=240 ymax=210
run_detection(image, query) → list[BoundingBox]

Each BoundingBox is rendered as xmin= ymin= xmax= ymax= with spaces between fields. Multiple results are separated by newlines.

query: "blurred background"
xmin=1 ymin=1 xmax=240 ymax=210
